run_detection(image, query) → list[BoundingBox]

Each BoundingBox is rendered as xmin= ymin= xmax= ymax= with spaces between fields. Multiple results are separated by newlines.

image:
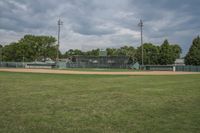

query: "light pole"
xmin=0 ymin=48 xmax=2 ymax=62
xmin=138 ymin=19 xmax=144 ymax=66
xmin=0 ymin=45 xmax=3 ymax=62
xmin=57 ymin=19 xmax=63 ymax=62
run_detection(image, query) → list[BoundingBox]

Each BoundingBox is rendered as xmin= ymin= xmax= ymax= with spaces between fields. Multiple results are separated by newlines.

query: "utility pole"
xmin=138 ymin=19 xmax=144 ymax=66
xmin=0 ymin=44 xmax=3 ymax=62
xmin=57 ymin=19 xmax=63 ymax=62
xmin=0 ymin=47 xmax=2 ymax=62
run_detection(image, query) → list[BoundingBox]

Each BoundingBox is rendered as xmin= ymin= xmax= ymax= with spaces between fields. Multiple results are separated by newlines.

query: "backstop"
xmin=59 ymin=56 xmax=130 ymax=69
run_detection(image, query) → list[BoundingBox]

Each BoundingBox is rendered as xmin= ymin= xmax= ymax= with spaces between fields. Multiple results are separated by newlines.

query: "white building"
xmin=174 ymin=59 xmax=185 ymax=66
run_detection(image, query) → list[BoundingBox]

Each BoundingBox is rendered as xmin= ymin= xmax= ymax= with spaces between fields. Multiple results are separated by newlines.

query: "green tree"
xmin=106 ymin=46 xmax=136 ymax=57
xmin=118 ymin=46 xmax=136 ymax=57
xmin=2 ymin=43 xmax=19 ymax=61
xmin=2 ymin=42 xmax=29 ymax=62
xmin=1 ymin=35 xmax=58 ymax=62
xmin=85 ymin=49 xmax=100 ymax=56
xmin=159 ymin=40 xmax=182 ymax=65
xmin=135 ymin=43 xmax=160 ymax=65
xmin=106 ymin=48 xmax=118 ymax=56
xmin=159 ymin=40 xmax=181 ymax=65
xmin=64 ymin=49 xmax=84 ymax=57
xmin=171 ymin=44 xmax=182 ymax=60
xmin=19 ymin=35 xmax=57 ymax=61
xmin=159 ymin=40 xmax=172 ymax=65
xmin=185 ymin=36 xmax=200 ymax=65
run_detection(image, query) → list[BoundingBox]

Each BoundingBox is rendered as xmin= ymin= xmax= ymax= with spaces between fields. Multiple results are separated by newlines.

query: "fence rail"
xmin=144 ymin=65 xmax=200 ymax=72
xmin=144 ymin=65 xmax=173 ymax=71
xmin=0 ymin=62 xmax=26 ymax=68
xmin=58 ymin=62 xmax=129 ymax=69
xmin=175 ymin=66 xmax=200 ymax=72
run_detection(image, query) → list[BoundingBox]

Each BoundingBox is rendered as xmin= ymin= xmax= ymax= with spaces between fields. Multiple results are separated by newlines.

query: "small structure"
xmin=25 ymin=62 xmax=56 ymax=69
xmin=132 ymin=62 xmax=140 ymax=70
xmin=174 ymin=59 xmax=185 ymax=66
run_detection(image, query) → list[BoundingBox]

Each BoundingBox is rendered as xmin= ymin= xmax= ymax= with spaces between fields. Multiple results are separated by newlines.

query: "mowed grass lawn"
xmin=0 ymin=72 xmax=200 ymax=133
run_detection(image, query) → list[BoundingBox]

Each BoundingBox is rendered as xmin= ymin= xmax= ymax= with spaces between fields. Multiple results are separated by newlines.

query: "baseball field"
xmin=0 ymin=70 xmax=200 ymax=133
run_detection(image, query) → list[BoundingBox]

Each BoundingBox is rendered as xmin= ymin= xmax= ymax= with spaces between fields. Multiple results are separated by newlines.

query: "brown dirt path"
xmin=0 ymin=68 xmax=199 ymax=75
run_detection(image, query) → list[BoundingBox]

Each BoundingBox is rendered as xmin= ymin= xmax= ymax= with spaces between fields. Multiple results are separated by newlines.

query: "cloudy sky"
xmin=0 ymin=0 xmax=199 ymax=55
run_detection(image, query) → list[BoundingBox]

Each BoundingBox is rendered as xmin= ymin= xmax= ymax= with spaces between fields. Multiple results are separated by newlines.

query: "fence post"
xmin=173 ymin=65 xmax=176 ymax=72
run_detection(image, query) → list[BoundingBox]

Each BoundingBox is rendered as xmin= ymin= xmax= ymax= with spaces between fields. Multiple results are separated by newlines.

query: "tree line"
xmin=0 ymin=35 xmax=58 ymax=62
xmin=62 ymin=40 xmax=181 ymax=65
xmin=0 ymin=35 xmax=200 ymax=65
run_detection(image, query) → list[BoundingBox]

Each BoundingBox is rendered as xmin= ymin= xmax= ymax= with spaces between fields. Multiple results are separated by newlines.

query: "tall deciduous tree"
xmin=106 ymin=46 xmax=136 ymax=57
xmin=85 ymin=49 xmax=100 ymax=56
xmin=159 ymin=40 xmax=172 ymax=65
xmin=19 ymin=35 xmax=57 ymax=61
xmin=106 ymin=48 xmax=118 ymax=56
xmin=64 ymin=49 xmax=84 ymax=57
xmin=118 ymin=46 xmax=136 ymax=57
xmin=2 ymin=35 xmax=58 ymax=62
xmin=2 ymin=43 xmax=18 ymax=61
xmin=185 ymin=36 xmax=200 ymax=65
xmin=135 ymin=43 xmax=160 ymax=65
xmin=171 ymin=44 xmax=182 ymax=59
xmin=159 ymin=40 xmax=181 ymax=65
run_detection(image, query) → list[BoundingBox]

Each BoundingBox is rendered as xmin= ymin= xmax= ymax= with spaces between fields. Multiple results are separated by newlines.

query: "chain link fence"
xmin=144 ymin=65 xmax=173 ymax=71
xmin=57 ymin=56 xmax=131 ymax=69
xmin=0 ymin=62 xmax=56 ymax=69
xmin=175 ymin=66 xmax=200 ymax=72
xmin=144 ymin=65 xmax=200 ymax=72
xmin=1 ymin=61 xmax=200 ymax=72
xmin=0 ymin=62 xmax=26 ymax=68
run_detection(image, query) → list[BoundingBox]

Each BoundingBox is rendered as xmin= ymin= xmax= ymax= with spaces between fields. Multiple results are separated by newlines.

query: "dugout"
xmin=25 ymin=62 xmax=56 ymax=69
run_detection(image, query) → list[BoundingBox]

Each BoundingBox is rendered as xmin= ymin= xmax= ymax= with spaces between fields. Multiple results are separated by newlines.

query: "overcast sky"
xmin=0 ymin=0 xmax=199 ymax=55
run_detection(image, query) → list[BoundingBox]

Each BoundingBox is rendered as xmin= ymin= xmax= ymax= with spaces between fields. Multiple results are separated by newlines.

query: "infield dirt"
xmin=0 ymin=68 xmax=199 ymax=75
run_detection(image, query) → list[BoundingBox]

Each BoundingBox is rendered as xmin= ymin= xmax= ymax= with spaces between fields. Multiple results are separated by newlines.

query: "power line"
xmin=57 ymin=19 xmax=63 ymax=61
xmin=138 ymin=19 xmax=144 ymax=66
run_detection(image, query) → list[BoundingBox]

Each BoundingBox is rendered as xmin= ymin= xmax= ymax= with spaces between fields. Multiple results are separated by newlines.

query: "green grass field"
xmin=0 ymin=72 xmax=200 ymax=133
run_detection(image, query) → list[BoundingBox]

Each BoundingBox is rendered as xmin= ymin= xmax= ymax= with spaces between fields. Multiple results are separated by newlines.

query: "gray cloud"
xmin=0 ymin=0 xmax=199 ymax=55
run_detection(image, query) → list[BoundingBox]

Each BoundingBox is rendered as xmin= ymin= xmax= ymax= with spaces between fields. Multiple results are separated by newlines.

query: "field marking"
xmin=0 ymin=68 xmax=200 ymax=75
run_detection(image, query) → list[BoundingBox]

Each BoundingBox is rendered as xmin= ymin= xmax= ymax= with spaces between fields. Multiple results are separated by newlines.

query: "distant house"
xmin=174 ymin=59 xmax=185 ymax=66
xmin=59 ymin=58 xmax=71 ymax=63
